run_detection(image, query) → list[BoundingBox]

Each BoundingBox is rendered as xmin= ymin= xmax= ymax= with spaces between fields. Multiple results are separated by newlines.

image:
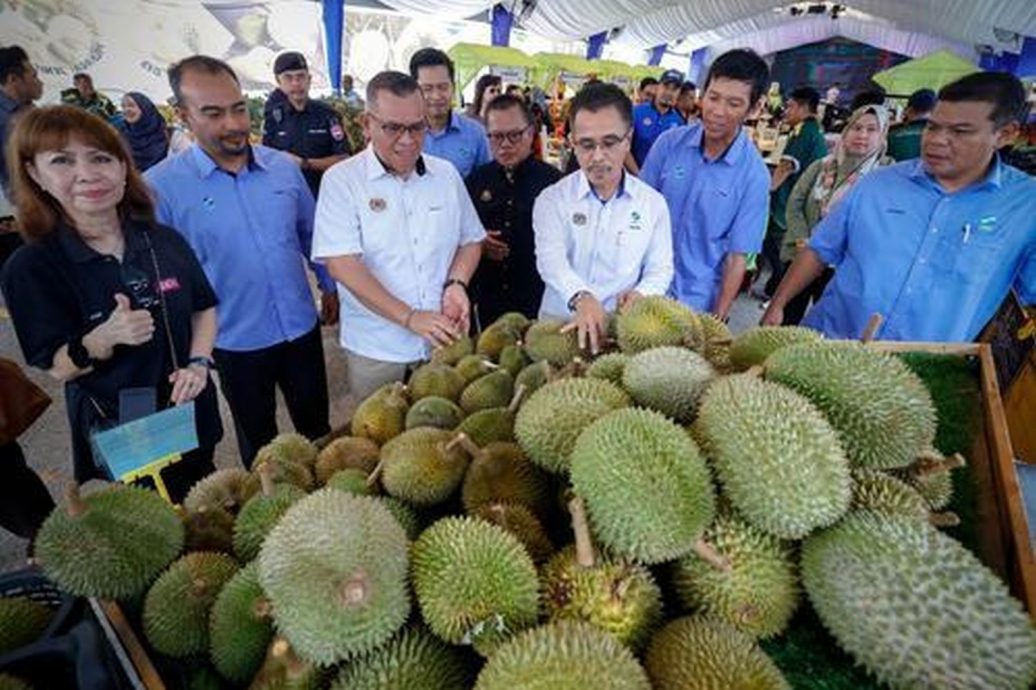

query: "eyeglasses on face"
xmin=367 ymin=111 xmax=426 ymax=138
xmin=572 ymin=129 xmax=632 ymax=154
xmin=487 ymin=127 xmax=532 ymax=145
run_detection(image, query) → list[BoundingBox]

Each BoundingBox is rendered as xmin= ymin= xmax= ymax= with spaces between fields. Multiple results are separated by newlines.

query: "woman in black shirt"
xmin=1 ymin=105 xmax=222 ymax=501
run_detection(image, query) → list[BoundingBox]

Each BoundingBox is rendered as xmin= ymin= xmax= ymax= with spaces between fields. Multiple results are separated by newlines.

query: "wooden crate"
xmin=869 ymin=341 xmax=1036 ymax=617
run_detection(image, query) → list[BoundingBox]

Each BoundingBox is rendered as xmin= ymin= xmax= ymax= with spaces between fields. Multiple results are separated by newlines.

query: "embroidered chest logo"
xmin=480 ymin=189 xmax=492 ymax=202
xmin=977 ymin=215 xmax=997 ymax=233
xmin=202 ymin=196 xmax=215 ymax=211
xmin=673 ymin=166 xmax=686 ymax=179
xmin=369 ymin=197 xmax=387 ymax=212
xmin=158 ymin=277 xmax=182 ymax=294
xmin=572 ymin=212 xmax=587 ymax=226
xmin=642 ymin=117 xmax=653 ymax=126
xmin=629 ymin=211 xmax=643 ymax=231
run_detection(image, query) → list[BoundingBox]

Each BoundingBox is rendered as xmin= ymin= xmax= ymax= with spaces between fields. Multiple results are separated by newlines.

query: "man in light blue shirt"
xmin=763 ymin=72 xmax=1036 ymax=342
xmin=147 ymin=55 xmax=336 ymax=466
xmin=410 ymin=48 xmax=491 ymax=178
xmin=640 ymin=49 xmax=772 ymax=320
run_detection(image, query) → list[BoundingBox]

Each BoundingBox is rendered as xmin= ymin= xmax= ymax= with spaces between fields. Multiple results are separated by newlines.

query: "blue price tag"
xmin=91 ymin=402 xmax=199 ymax=479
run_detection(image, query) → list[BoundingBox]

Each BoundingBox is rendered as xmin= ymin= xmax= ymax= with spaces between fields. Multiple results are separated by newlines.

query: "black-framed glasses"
xmin=572 ymin=128 xmax=632 ymax=155
xmin=487 ymin=126 xmax=532 ymax=145
xmin=367 ymin=111 xmax=426 ymax=138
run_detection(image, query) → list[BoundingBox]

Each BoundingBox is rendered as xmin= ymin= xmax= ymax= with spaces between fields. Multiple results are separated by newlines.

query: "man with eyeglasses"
xmin=762 ymin=72 xmax=1036 ymax=342
xmin=409 ymin=48 xmax=491 ymax=178
xmin=262 ymin=52 xmax=351 ymax=202
xmin=466 ymin=94 xmax=562 ymax=326
xmin=533 ymin=82 xmax=673 ymax=354
xmin=640 ymin=49 xmax=771 ymax=321
xmin=312 ymin=71 xmax=485 ymax=399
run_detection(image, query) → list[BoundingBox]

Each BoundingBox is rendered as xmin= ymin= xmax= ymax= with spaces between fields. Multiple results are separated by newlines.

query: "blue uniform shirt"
xmin=640 ymin=122 xmax=770 ymax=311
xmin=804 ymin=158 xmax=1036 ymax=342
xmin=146 ymin=144 xmax=334 ymax=352
xmin=631 ymin=102 xmax=684 ymax=168
xmin=422 ymin=111 xmax=492 ymax=178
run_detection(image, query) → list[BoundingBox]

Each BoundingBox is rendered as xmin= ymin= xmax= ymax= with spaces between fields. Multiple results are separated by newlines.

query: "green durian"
xmin=380 ymin=427 xmax=470 ymax=506
xmin=0 ymin=596 xmax=52 ymax=654
xmin=430 ymin=335 xmax=474 ymax=366
xmin=459 ymin=370 xmax=515 ymax=414
xmin=586 ymin=352 xmax=628 ymax=385
xmin=498 ymin=344 xmax=529 ymax=376
xmin=325 ymin=468 xmax=378 ymax=496
xmin=523 ymin=319 xmax=581 ymax=366
xmin=514 ymin=360 xmax=553 ymax=395
xmin=460 ymin=438 xmax=552 ymax=517
xmin=408 ymin=363 xmax=466 ymax=402
xmin=477 ymin=322 xmax=522 ymax=359
xmin=473 ymin=502 xmax=555 ymax=563
xmin=209 ymin=562 xmax=274 ymax=684
xmin=329 ymin=625 xmax=472 ymax=690
xmin=351 ymin=382 xmax=410 ymax=445
xmin=728 ymin=325 xmax=822 ymax=371
xmin=181 ymin=504 xmax=236 ymax=554
xmin=248 ymin=637 xmax=323 ymax=690
xmin=233 ymin=476 xmax=307 ymax=563
xmin=621 ymin=346 xmax=714 ymax=423
xmin=615 ymin=295 xmax=701 ymax=354
xmin=455 ymin=354 xmax=499 ymax=383
xmin=314 ymin=436 xmax=381 ymax=484
xmin=184 ymin=469 xmax=251 ymax=514
xmin=405 ymin=396 xmax=465 ymax=430
xmin=254 ymin=433 xmax=318 ymax=470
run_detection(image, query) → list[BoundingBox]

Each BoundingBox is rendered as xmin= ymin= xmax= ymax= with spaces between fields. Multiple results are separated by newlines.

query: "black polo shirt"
xmin=262 ymin=91 xmax=350 ymax=197
xmin=465 ymin=156 xmax=562 ymax=325
xmin=0 ymin=219 xmax=221 ymax=480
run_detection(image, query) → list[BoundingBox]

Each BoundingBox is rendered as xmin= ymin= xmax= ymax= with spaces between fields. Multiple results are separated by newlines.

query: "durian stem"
xmin=860 ymin=313 xmax=884 ymax=343
xmin=929 ymin=511 xmax=961 ymax=527
xmin=744 ymin=365 xmax=764 ymax=378
xmin=507 ymin=384 xmax=527 ymax=414
xmin=693 ymin=539 xmax=732 ymax=572
xmin=446 ymin=433 xmax=473 ymax=455
xmin=64 ymin=483 xmax=87 ymax=518
xmin=710 ymin=337 xmax=734 ymax=347
xmin=258 ymin=463 xmax=276 ymax=498
xmin=272 ymin=637 xmax=290 ymax=659
xmin=489 ymin=503 xmax=510 ymax=530
xmin=337 ymin=573 xmax=371 ymax=607
xmin=191 ymin=578 xmax=210 ymax=598
xmin=568 ymin=496 xmax=596 ymax=568
xmin=914 ymin=453 xmax=966 ymax=477
xmin=253 ymin=597 xmax=273 ymax=620
xmin=367 ymin=457 xmax=386 ymax=489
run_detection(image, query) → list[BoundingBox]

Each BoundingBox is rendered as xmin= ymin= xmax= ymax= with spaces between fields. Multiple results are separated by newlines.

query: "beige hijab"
xmin=811 ymin=104 xmax=891 ymax=216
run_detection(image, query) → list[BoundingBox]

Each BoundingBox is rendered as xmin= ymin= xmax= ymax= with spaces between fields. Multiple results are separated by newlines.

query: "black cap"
xmin=274 ymin=51 xmax=308 ymax=76
xmin=660 ymin=69 xmax=684 ymax=85
xmin=906 ymin=88 xmax=937 ymax=112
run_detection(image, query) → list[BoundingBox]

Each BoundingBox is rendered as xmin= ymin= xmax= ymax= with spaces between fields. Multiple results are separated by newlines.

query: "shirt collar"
xmin=0 ymin=90 xmax=19 ymax=115
xmin=912 ymin=154 xmax=1004 ymax=192
xmin=577 ymin=169 xmax=628 ymax=204
xmin=190 ymin=143 xmax=264 ymax=178
xmin=428 ymin=111 xmax=461 ymax=136
xmin=690 ymin=122 xmax=746 ymax=166
xmin=364 ymin=145 xmax=427 ymax=180
xmin=56 ymin=218 xmax=148 ymax=264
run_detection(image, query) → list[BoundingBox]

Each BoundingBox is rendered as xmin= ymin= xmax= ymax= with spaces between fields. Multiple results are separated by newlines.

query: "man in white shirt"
xmin=313 ymin=71 xmax=485 ymax=399
xmin=533 ymin=82 xmax=674 ymax=355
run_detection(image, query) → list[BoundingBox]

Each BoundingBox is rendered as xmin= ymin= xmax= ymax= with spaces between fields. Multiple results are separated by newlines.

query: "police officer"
xmin=263 ymin=51 xmax=351 ymax=197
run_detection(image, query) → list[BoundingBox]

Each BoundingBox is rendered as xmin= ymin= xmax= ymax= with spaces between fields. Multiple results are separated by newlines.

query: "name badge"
xmin=369 ymin=197 xmax=387 ymax=212
xmin=572 ymin=212 xmax=587 ymax=226
xmin=158 ymin=277 xmax=182 ymax=294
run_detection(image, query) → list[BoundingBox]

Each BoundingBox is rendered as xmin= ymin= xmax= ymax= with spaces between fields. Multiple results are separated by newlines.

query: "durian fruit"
xmin=728 ymin=325 xmax=822 ymax=371
xmin=254 ymin=433 xmax=319 ymax=471
xmin=411 ymin=516 xmax=539 ymax=655
xmin=314 ymin=436 xmax=381 ymax=485
xmin=460 ymin=438 xmax=552 ymax=516
xmin=258 ymin=491 xmax=410 ymax=664
xmin=405 ymin=396 xmax=465 ymax=430
xmin=621 ymin=347 xmax=714 ymax=423
xmin=569 ymin=408 xmax=715 ymax=564
xmin=477 ymin=322 xmax=522 ymax=359
xmin=249 ymin=637 xmax=323 ymax=690
xmin=697 ymin=312 xmax=734 ymax=372
xmin=523 ymin=319 xmax=581 ymax=366
xmin=329 ymin=625 xmax=472 ymax=690
xmin=0 ymin=596 xmax=52 ymax=654
xmin=764 ymin=341 xmax=937 ymax=469
xmin=351 ymin=382 xmax=410 ymax=445
xmin=455 ymin=354 xmax=499 ymax=383
xmin=586 ymin=352 xmax=628 ymax=385
xmin=893 ymin=451 xmax=964 ymax=511
xmin=234 ymin=469 xmax=307 ymax=562
xmin=181 ymin=505 xmax=236 ymax=553
xmin=143 ymin=551 xmax=239 ymax=657
xmin=326 ymin=468 xmax=378 ymax=496
xmin=473 ymin=502 xmax=555 ymax=563
xmin=379 ymin=496 xmax=422 ymax=540
xmin=36 ymin=483 xmax=185 ymax=599
xmin=541 ymin=498 xmax=662 ymax=650
xmin=615 ymin=295 xmax=701 ymax=354
xmin=185 ymin=667 xmax=223 ymax=690
xmin=475 ymin=621 xmax=651 ymax=690
xmin=430 ymin=335 xmax=474 ymax=366
xmin=209 ymin=562 xmax=274 ymax=684
xmin=802 ymin=512 xmax=1036 ymax=690
xmin=408 ymin=363 xmax=465 ymax=402
xmin=379 ymin=428 xmax=470 ymax=506
xmin=184 ymin=468 xmax=251 ymax=514
xmin=456 ymin=384 xmax=526 ymax=447
xmin=498 ymin=344 xmax=529 ymax=377
xmin=0 ymin=674 xmax=33 ymax=690
xmin=493 ymin=311 xmax=532 ymax=333
xmin=242 ymin=453 xmax=314 ymax=499
xmin=672 ymin=512 xmax=799 ymax=638
xmin=514 ymin=360 xmax=553 ymax=395
xmin=459 ymin=370 xmax=514 ymax=414
xmin=644 ymin=616 xmax=790 ymax=690
xmin=694 ymin=374 xmax=851 ymax=540
xmin=514 ymin=378 xmax=630 ymax=474
xmin=851 ymin=469 xmax=957 ymax=526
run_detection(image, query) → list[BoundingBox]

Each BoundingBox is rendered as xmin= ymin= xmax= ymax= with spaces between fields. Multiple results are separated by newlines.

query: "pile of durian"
xmin=8 ymin=296 xmax=1036 ymax=690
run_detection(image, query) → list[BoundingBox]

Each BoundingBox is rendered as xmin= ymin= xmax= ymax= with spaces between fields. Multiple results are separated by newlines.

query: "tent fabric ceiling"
xmin=376 ymin=0 xmax=1036 ymax=55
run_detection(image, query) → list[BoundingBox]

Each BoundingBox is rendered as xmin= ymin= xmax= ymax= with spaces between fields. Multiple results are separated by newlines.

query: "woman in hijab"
xmin=780 ymin=104 xmax=892 ymax=325
xmin=120 ymin=92 xmax=168 ymax=172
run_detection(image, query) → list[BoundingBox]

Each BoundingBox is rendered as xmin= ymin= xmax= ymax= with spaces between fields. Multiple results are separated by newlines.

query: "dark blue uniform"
xmin=262 ymin=90 xmax=350 ymax=197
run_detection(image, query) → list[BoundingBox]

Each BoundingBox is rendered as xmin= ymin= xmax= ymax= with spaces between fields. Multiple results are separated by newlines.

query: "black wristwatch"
xmin=567 ymin=290 xmax=593 ymax=312
xmin=188 ymin=356 xmax=216 ymax=371
xmin=443 ymin=278 xmax=468 ymax=294
xmin=67 ymin=335 xmax=96 ymax=369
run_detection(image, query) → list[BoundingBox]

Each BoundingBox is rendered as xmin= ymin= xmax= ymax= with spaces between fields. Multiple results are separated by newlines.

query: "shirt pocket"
xmin=696 ymin=184 xmax=737 ymax=239
xmin=267 ymin=189 xmax=302 ymax=251
xmin=932 ymin=226 xmax=1000 ymax=284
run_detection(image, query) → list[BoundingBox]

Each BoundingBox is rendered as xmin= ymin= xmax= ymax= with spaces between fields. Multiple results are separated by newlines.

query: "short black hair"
xmin=366 ymin=70 xmax=420 ymax=108
xmin=639 ymin=76 xmax=658 ymax=91
xmin=789 ymin=86 xmax=821 ymax=112
xmin=680 ymin=81 xmax=697 ymax=95
xmin=72 ymin=72 xmax=91 ymax=82
xmin=0 ymin=46 xmax=30 ymax=85
xmin=703 ymin=49 xmax=770 ymax=105
xmin=168 ymin=55 xmax=239 ymax=106
xmin=569 ymin=82 xmax=632 ymax=129
xmin=906 ymin=88 xmax=937 ymax=113
xmin=409 ymin=48 xmax=455 ymax=83
xmin=939 ymin=72 xmax=1026 ymax=128
xmin=850 ymin=87 xmax=886 ymax=111
xmin=484 ymin=93 xmax=533 ymax=127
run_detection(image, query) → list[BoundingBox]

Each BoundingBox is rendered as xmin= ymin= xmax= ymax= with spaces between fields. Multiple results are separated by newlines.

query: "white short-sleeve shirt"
xmin=312 ymin=147 xmax=485 ymax=362
xmin=533 ymin=170 xmax=674 ymax=319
